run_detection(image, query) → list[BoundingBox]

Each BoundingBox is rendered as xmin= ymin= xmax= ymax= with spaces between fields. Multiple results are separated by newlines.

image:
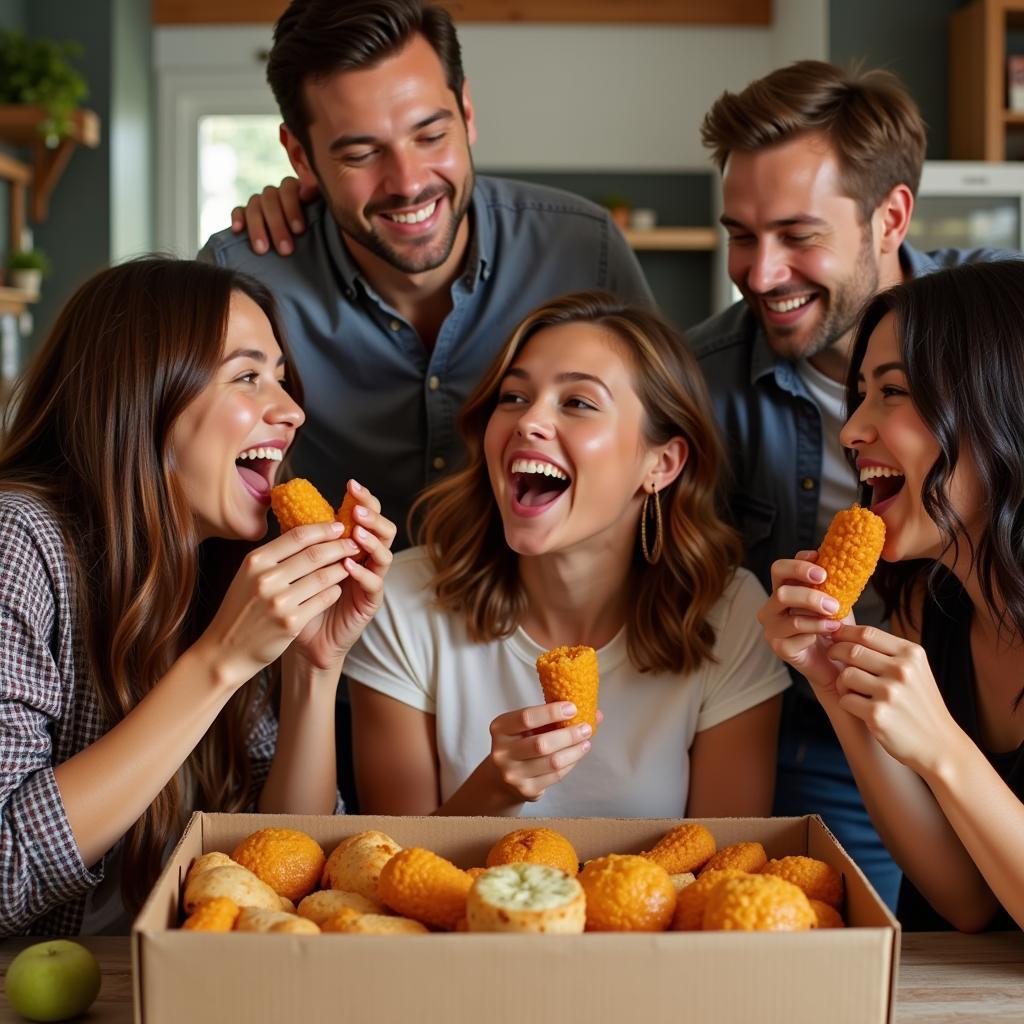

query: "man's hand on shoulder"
xmin=231 ymin=176 xmax=320 ymax=256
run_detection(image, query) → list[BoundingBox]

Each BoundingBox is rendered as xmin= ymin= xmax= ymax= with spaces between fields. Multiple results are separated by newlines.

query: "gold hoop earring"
xmin=640 ymin=487 xmax=663 ymax=565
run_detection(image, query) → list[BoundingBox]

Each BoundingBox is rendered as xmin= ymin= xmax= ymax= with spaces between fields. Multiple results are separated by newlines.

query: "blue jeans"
xmin=773 ymin=688 xmax=902 ymax=911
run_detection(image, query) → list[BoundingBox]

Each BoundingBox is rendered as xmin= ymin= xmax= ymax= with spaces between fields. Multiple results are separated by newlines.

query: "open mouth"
xmin=760 ymin=291 xmax=818 ymax=324
xmin=235 ymin=446 xmax=283 ymax=503
xmin=510 ymin=457 xmax=571 ymax=513
xmin=860 ymin=464 xmax=905 ymax=513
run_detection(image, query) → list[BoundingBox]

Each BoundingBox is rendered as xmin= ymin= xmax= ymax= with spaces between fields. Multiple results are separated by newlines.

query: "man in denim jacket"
xmin=688 ymin=61 xmax=1003 ymax=910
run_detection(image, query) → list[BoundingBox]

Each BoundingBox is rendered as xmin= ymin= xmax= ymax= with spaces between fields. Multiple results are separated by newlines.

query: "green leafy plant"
xmin=7 ymin=248 xmax=50 ymax=275
xmin=0 ymin=30 xmax=87 ymax=146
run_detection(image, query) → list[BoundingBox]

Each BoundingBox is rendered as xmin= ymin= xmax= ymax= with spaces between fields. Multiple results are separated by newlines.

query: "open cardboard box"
xmin=133 ymin=813 xmax=899 ymax=1024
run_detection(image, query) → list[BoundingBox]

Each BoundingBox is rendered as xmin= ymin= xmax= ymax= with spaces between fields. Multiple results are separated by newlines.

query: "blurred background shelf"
xmin=624 ymin=227 xmax=718 ymax=251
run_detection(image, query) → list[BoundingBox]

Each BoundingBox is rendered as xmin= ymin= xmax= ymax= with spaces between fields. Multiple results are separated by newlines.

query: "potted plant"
xmin=7 ymin=248 xmax=50 ymax=296
xmin=0 ymin=29 xmax=87 ymax=146
xmin=599 ymin=193 xmax=633 ymax=231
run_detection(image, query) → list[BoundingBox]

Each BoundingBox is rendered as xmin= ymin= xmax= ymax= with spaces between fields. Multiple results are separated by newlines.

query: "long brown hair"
xmin=413 ymin=291 xmax=741 ymax=675
xmin=0 ymin=256 xmax=303 ymax=911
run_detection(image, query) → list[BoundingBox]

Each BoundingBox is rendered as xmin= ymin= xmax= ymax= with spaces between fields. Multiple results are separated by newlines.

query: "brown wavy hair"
xmin=412 ymin=291 xmax=741 ymax=675
xmin=0 ymin=256 xmax=303 ymax=912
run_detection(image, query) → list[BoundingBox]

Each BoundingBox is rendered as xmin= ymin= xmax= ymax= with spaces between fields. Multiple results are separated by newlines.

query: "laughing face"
xmin=721 ymin=131 xmax=881 ymax=363
xmin=171 ymin=291 xmax=303 ymax=542
xmin=841 ymin=313 xmax=982 ymax=562
xmin=483 ymin=323 xmax=672 ymax=558
xmin=283 ymin=33 xmax=476 ymax=277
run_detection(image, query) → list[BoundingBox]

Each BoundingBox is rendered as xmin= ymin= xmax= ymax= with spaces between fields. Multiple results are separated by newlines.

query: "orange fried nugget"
xmin=700 ymin=841 xmax=767 ymax=876
xmin=335 ymin=490 xmax=359 ymax=538
xmin=181 ymin=896 xmax=240 ymax=932
xmin=271 ymin=478 xmax=335 ymax=533
xmin=671 ymin=868 xmax=749 ymax=931
xmin=377 ymin=848 xmax=473 ymax=931
xmin=486 ymin=827 xmax=580 ymax=876
xmin=809 ymin=898 xmax=846 ymax=929
xmin=702 ymin=874 xmax=816 ymax=932
xmin=642 ymin=822 xmax=716 ymax=875
xmin=535 ymin=644 xmax=599 ymax=733
xmin=814 ymin=504 xmax=886 ymax=620
xmin=761 ymin=855 xmax=845 ymax=910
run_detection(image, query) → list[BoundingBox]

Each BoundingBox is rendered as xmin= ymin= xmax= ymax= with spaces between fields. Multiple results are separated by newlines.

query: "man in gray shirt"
xmin=200 ymin=0 xmax=651 ymax=546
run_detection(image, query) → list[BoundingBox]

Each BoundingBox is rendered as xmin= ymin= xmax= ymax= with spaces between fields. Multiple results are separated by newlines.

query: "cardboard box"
xmin=133 ymin=813 xmax=899 ymax=1024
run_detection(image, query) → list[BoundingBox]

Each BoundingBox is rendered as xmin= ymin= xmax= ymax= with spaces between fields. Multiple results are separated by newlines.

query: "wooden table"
xmin=1 ymin=932 xmax=1022 ymax=1022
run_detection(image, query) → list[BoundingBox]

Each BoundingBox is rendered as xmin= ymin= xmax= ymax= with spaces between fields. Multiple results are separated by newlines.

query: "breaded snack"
xmin=809 ymin=899 xmax=846 ymax=929
xmin=761 ymin=855 xmax=845 ymax=910
xmin=231 ymin=828 xmax=326 ymax=903
xmin=297 ymin=889 xmax=384 ymax=926
xmin=321 ymin=907 xmax=429 ymax=935
xmin=814 ymin=504 xmax=886 ymax=619
xmin=671 ymin=868 xmax=750 ymax=931
xmin=668 ymin=872 xmax=696 ymax=893
xmin=180 ymin=896 xmax=240 ymax=932
xmin=378 ymin=848 xmax=473 ymax=931
xmin=642 ymin=822 xmax=716 ymax=875
xmin=335 ymin=491 xmax=358 ymax=538
xmin=702 ymin=874 xmax=816 ymax=932
xmin=535 ymin=644 xmax=599 ymax=733
xmin=185 ymin=851 xmax=234 ymax=884
xmin=486 ymin=827 xmax=580 ymax=876
xmin=234 ymin=907 xmax=321 ymax=935
xmin=183 ymin=863 xmax=283 ymax=914
xmin=321 ymin=830 xmax=402 ymax=902
xmin=467 ymin=864 xmax=585 ymax=934
xmin=700 ymin=841 xmax=767 ymax=876
xmin=270 ymin=477 xmax=335 ymax=533
xmin=579 ymin=854 xmax=676 ymax=932
xmin=465 ymin=867 xmax=488 ymax=881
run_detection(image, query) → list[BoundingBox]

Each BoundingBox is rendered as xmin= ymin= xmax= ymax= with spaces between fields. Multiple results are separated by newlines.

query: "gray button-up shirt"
xmin=201 ymin=175 xmax=652 ymax=545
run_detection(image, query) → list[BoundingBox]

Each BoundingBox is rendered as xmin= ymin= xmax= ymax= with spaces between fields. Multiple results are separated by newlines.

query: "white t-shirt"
xmin=346 ymin=548 xmax=790 ymax=818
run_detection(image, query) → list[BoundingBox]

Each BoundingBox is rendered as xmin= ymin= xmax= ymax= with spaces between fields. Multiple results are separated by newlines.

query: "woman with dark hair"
xmin=0 ymin=256 xmax=395 ymax=936
xmin=345 ymin=291 xmax=788 ymax=817
xmin=760 ymin=259 xmax=1024 ymax=931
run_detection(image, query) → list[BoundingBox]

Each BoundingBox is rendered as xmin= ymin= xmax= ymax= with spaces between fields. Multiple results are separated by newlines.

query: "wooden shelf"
xmin=0 ymin=106 xmax=100 ymax=221
xmin=0 ymin=285 xmax=37 ymax=316
xmin=1004 ymin=109 xmax=1024 ymax=124
xmin=623 ymin=226 xmax=719 ymax=251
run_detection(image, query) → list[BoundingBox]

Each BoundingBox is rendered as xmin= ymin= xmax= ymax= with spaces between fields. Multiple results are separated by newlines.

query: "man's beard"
xmin=749 ymin=227 xmax=880 ymax=362
xmin=328 ymin=164 xmax=475 ymax=275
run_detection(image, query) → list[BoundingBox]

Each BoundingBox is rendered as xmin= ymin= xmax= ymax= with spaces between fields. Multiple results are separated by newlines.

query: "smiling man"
xmin=199 ymin=0 xmax=651 ymax=550
xmin=687 ymin=61 xmax=1009 ymax=909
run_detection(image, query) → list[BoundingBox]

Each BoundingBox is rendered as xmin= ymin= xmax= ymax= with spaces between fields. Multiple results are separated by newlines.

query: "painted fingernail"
xmin=809 ymin=567 xmax=826 ymax=583
xmin=254 ymin=239 xmax=268 ymax=254
xmin=562 ymin=703 xmax=577 ymax=717
xmin=822 ymin=597 xmax=840 ymax=614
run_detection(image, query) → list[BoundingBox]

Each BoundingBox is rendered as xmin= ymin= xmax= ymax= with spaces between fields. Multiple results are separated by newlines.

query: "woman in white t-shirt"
xmin=346 ymin=291 xmax=789 ymax=818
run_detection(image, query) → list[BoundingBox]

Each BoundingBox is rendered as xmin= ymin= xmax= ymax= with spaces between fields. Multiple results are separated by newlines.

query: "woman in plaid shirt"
xmin=0 ymin=257 xmax=395 ymax=935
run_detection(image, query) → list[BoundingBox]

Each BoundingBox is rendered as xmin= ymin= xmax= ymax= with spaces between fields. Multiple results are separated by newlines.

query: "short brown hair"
xmin=267 ymin=0 xmax=465 ymax=156
xmin=701 ymin=60 xmax=926 ymax=221
xmin=411 ymin=291 xmax=742 ymax=677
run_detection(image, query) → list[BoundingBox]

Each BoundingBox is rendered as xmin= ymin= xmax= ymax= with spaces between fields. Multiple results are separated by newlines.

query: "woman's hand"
xmin=230 ymin=176 xmax=317 ymax=256
xmin=826 ymin=624 xmax=963 ymax=776
xmin=485 ymin=702 xmax=596 ymax=802
xmin=292 ymin=481 xmax=397 ymax=671
xmin=758 ymin=550 xmax=847 ymax=699
xmin=197 ymin=521 xmax=354 ymax=688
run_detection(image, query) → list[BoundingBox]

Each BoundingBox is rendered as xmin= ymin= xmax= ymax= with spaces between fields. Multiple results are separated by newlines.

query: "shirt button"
xmin=428 ymin=375 xmax=440 ymax=391
xmin=433 ymin=456 xmax=446 ymax=471
xmin=802 ymin=477 xmax=816 ymax=491
xmin=389 ymin=318 xmax=402 ymax=332
xmin=344 ymin=288 xmax=355 ymax=300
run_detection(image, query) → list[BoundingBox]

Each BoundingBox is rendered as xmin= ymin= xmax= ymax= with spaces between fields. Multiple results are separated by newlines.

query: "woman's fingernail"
xmin=578 ymin=723 xmax=592 ymax=739
xmin=822 ymin=597 xmax=840 ymax=614
xmin=330 ymin=522 xmax=345 ymax=534
xmin=581 ymin=740 xmax=591 ymax=753
xmin=355 ymin=526 xmax=369 ymax=540
xmin=351 ymin=480 xmax=362 ymax=493
xmin=355 ymin=505 xmax=369 ymax=519
xmin=809 ymin=567 xmax=826 ymax=583
xmin=562 ymin=703 xmax=577 ymax=718
xmin=254 ymin=239 xmax=268 ymax=254
xmin=825 ymin=619 xmax=842 ymax=631
xmin=291 ymin=220 xmax=304 ymax=232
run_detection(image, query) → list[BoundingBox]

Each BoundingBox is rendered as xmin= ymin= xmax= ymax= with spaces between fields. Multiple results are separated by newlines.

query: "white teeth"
xmin=510 ymin=458 xmax=568 ymax=481
xmin=765 ymin=295 xmax=812 ymax=313
xmin=859 ymin=465 xmax=903 ymax=482
xmin=387 ymin=200 xmax=437 ymax=225
xmin=237 ymin=447 xmax=283 ymax=462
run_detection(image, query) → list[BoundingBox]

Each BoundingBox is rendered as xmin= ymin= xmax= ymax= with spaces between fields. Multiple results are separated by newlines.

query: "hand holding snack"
xmin=812 ymin=505 xmax=886 ymax=620
xmin=536 ymin=644 xmax=599 ymax=734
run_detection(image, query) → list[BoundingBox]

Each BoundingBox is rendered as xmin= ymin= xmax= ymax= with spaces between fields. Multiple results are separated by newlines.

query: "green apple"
xmin=4 ymin=940 xmax=101 ymax=1022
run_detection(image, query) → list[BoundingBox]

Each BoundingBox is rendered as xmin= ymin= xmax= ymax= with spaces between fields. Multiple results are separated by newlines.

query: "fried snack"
xmin=183 ymin=863 xmax=283 ymax=914
xmin=642 ymin=822 xmax=717 ymax=875
xmin=467 ymin=864 xmax=585 ymax=934
xmin=809 ymin=899 xmax=846 ymax=929
xmin=321 ymin=907 xmax=429 ymax=935
xmin=465 ymin=867 xmax=488 ymax=881
xmin=671 ymin=868 xmax=750 ymax=931
xmin=234 ymin=907 xmax=321 ymax=935
xmin=702 ymin=874 xmax=816 ymax=932
xmin=377 ymin=848 xmax=474 ymax=931
xmin=668 ymin=872 xmax=696 ymax=893
xmin=321 ymin=830 xmax=403 ymax=902
xmin=578 ymin=854 xmax=676 ymax=932
xmin=814 ymin=504 xmax=886 ymax=619
xmin=181 ymin=896 xmax=240 ymax=932
xmin=297 ymin=889 xmax=384 ymax=926
xmin=231 ymin=828 xmax=326 ymax=904
xmin=335 ymin=491 xmax=358 ymax=538
xmin=700 ymin=841 xmax=767 ymax=876
xmin=761 ymin=855 xmax=845 ymax=910
xmin=485 ymin=827 xmax=580 ymax=876
xmin=270 ymin=477 xmax=335 ymax=533
xmin=185 ymin=851 xmax=234 ymax=884
xmin=535 ymin=644 xmax=599 ymax=733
